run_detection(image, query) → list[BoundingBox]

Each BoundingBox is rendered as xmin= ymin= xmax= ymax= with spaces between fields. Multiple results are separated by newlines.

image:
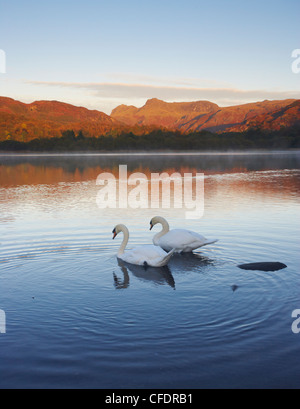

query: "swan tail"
xmin=201 ymin=239 xmax=219 ymax=247
xmin=155 ymin=248 xmax=176 ymax=267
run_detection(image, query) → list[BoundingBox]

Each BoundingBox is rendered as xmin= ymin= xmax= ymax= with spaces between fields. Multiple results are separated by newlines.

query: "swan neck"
xmin=161 ymin=218 xmax=170 ymax=233
xmin=118 ymin=226 xmax=129 ymax=256
xmin=154 ymin=218 xmax=170 ymax=243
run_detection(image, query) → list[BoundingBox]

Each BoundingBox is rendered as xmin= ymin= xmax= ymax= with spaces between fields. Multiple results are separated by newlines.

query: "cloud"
xmin=100 ymin=72 xmax=231 ymax=88
xmin=26 ymin=80 xmax=300 ymax=109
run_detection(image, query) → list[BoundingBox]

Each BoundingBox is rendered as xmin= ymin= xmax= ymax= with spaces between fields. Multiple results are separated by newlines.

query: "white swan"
xmin=112 ymin=224 xmax=175 ymax=267
xmin=150 ymin=216 xmax=218 ymax=253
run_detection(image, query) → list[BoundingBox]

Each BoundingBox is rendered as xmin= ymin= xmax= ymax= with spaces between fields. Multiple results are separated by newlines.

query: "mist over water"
xmin=0 ymin=151 xmax=299 ymax=388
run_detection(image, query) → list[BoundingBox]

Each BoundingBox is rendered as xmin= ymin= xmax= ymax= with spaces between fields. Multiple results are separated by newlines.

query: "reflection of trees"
xmin=1 ymin=153 xmax=300 ymax=199
xmin=1 ymin=151 xmax=299 ymax=178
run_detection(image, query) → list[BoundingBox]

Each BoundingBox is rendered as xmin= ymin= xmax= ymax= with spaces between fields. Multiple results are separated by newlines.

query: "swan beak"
xmin=150 ymin=223 xmax=153 ymax=231
xmin=112 ymin=231 xmax=117 ymax=239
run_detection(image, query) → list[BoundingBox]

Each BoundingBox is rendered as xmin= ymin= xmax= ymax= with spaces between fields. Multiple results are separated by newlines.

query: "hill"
xmin=111 ymin=98 xmax=219 ymax=129
xmin=0 ymin=96 xmax=299 ymax=144
xmin=0 ymin=97 xmax=121 ymax=141
xmin=111 ymin=98 xmax=300 ymax=133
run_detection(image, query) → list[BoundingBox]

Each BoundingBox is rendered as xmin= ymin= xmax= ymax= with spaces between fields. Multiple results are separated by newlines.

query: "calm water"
xmin=0 ymin=152 xmax=299 ymax=389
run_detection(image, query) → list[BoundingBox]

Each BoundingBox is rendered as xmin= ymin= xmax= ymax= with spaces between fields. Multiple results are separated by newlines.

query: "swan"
xmin=112 ymin=224 xmax=175 ymax=267
xmin=150 ymin=216 xmax=218 ymax=253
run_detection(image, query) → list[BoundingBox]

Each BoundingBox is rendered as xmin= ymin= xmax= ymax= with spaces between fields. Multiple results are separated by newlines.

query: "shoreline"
xmin=0 ymin=149 xmax=300 ymax=157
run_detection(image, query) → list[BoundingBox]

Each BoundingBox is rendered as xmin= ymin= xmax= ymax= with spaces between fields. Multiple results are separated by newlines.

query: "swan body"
xmin=150 ymin=216 xmax=218 ymax=253
xmin=112 ymin=224 xmax=175 ymax=267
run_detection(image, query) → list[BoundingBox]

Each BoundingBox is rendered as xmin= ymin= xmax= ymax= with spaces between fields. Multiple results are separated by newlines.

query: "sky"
xmin=0 ymin=0 xmax=299 ymax=114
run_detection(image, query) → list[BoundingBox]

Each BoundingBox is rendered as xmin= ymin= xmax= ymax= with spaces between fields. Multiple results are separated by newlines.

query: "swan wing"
xmin=120 ymin=245 xmax=174 ymax=267
xmin=157 ymin=229 xmax=218 ymax=252
xmin=184 ymin=230 xmax=219 ymax=247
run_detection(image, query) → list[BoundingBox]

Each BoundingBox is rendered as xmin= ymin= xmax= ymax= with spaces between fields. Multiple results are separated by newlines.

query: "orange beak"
xmin=150 ymin=223 xmax=153 ymax=231
xmin=112 ymin=231 xmax=117 ymax=239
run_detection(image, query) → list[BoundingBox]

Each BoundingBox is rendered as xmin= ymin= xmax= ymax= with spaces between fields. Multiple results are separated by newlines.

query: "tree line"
xmin=0 ymin=128 xmax=299 ymax=151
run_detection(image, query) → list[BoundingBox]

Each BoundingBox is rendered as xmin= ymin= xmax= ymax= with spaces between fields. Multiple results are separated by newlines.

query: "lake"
xmin=0 ymin=151 xmax=299 ymax=389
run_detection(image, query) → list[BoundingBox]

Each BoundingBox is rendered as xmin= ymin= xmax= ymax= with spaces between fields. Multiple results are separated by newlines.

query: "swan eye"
xmin=112 ymin=228 xmax=116 ymax=234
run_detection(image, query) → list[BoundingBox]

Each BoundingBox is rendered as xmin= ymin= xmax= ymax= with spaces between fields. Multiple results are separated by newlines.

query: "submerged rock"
xmin=238 ymin=262 xmax=287 ymax=272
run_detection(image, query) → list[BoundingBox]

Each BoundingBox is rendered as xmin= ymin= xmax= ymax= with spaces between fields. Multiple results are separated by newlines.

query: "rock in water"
xmin=238 ymin=262 xmax=287 ymax=272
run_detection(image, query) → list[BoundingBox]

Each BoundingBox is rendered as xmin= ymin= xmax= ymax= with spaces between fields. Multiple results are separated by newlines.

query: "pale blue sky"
xmin=0 ymin=0 xmax=299 ymax=113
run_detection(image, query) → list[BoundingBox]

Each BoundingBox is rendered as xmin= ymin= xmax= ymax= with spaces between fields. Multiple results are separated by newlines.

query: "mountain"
xmin=0 ymin=97 xmax=121 ymax=141
xmin=111 ymin=98 xmax=300 ymax=133
xmin=178 ymin=99 xmax=300 ymax=133
xmin=111 ymin=98 xmax=219 ymax=129
xmin=0 ymin=96 xmax=299 ymax=143
xmin=230 ymin=100 xmax=300 ymax=132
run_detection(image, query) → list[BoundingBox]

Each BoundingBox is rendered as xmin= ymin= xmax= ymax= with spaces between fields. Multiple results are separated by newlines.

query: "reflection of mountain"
xmin=114 ymin=259 xmax=175 ymax=289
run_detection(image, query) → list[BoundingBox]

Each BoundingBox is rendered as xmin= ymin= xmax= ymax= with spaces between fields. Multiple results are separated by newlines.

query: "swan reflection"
xmin=113 ymin=259 xmax=176 ymax=290
xmin=113 ymin=252 xmax=216 ymax=290
xmin=169 ymin=251 xmax=216 ymax=272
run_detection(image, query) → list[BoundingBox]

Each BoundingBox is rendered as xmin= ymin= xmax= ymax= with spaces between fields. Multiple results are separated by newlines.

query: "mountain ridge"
xmin=0 ymin=97 xmax=122 ymax=141
xmin=111 ymin=98 xmax=300 ymax=133
xmin=0 ymin=96 xmax=299 ymax=142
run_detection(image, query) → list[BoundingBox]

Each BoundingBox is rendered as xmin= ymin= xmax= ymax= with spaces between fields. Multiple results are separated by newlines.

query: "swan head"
xmin=150 ymin=216 xmax=169 ymax=231
xmin=150 ymin=216 xmax=158 ymax=230
xmin=112 ymin=224 xmax=128 ymax=239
